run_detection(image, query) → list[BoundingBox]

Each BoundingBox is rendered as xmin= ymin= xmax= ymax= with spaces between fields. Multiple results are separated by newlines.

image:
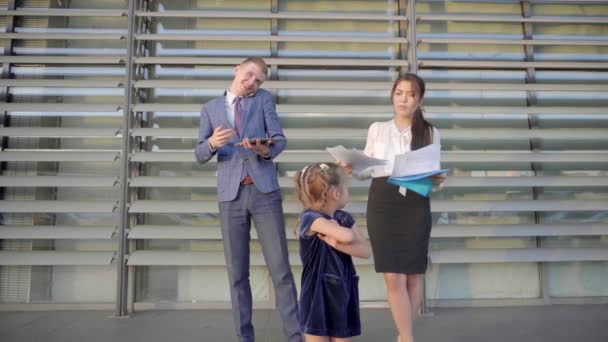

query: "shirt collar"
xmin=390 ymin=119 xmax=412 ymax=136
xmin=224 ymin=89 xmax=256 ymax=101
xmin=225 ymin=89 xmax=238 ymax=104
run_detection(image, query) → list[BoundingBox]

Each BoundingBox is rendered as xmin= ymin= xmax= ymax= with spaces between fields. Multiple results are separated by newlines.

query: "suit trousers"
xmin=219 ymin=184 xmax=301 ymax=342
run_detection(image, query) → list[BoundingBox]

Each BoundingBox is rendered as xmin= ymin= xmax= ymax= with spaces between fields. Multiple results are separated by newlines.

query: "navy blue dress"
xmin=298 ymin=209 xmax=361 ymax=338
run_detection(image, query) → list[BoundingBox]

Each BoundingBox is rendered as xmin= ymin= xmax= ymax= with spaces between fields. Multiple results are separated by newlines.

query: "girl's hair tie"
xmin=299 ymin=165 xmax=311 ymax=185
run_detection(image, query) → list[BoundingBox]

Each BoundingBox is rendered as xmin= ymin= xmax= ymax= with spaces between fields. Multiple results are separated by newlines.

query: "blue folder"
xmin=387 ymin=169 xmax=449 ymax=197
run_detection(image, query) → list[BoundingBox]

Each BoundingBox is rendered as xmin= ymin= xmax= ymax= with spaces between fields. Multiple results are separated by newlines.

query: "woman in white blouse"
xmin=340 ymin=73 xmax=445 ymax=342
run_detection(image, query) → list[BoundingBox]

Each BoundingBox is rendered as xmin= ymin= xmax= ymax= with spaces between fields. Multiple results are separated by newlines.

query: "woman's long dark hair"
xmin=390 ymin=73 xmax=433 ymax=151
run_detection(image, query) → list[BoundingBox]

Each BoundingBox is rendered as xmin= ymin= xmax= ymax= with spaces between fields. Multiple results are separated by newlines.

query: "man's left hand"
xmin=241 ymin=137 xmax=271 ymax=157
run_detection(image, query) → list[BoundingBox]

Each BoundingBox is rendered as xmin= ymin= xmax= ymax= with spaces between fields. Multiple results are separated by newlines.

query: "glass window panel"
xmin=534 ymin=45 xmax=608 ymax=62
xmin=278 ymin=41 xmax=401 ymax=59
xmin=420 ymin=70 xmax=526 ymax=83
xmin=15 ymin=18 xmax=127 ymax=33
xmin=154 ymin=65 xmax=230 ymax=80
xmin=417 ymin=1 xmax=521 ymax=15
xmin=540 ymin=211 xmax=608 ymax=224
xmin=63 ymin=0 xmax=127 ymax=9
xmin=160 ymin=0 xmax=270 ymax=11
xmin=155 ymin=18 xmax=269 ymax=35
xmin=279 ymin=19 xmax=399 ymax=37
xmin=144 ymin=162 xmax=217 ymax=177
xmin=278 ymin=69 xmax=394 ymax=82
xmin=535 ymin=92 xmax=608 ymax=116
xmin=535 ymin=71 xmax=608 ymax=84
xmin=432 ymin=188 xmax=534 ymax=201
xmin=536 ymin=116 xmax=608 ymax=129
xmin=417 ymin=21 xmax=523 ymax=39
xmin=432 ymin=212 xmax=535 ymax=226
xmin=542 ymin=236 xmax=608 ymax=298
xmin=429 ymin=114 xmax=530 ymax=129
xmin=279 ymin=0 xmax=397 ymax=13
xmin=547 ymin=262 xmax=608 ymax=297
xmin=427 ymin=263 xmax=540 ymax=300
xmin=418 ymin=42 xmax=525 ymax=61
xmin=277 ymin=89 xmax=387 ymax=105
xmin=532 ymin=3 xmax=608 ymax=17
xmin=535 ymin=22 xmax=608 ymax=41
xmin=136 ymin=266 xmax=268 ymax=303
xmin=36 ymin=266 xmax=116 ymax=303
xmin=156 ymin=41 xmax=270 ymax=58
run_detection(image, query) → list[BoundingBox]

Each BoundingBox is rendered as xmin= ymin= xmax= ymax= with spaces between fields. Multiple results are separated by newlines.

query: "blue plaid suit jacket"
xmin=195 ymin=89 xmax=287 ymax=202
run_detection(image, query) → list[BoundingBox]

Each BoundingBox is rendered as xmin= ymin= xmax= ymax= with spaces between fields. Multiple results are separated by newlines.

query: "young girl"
xmin=295 ymin=162 xmax=372 ymax=342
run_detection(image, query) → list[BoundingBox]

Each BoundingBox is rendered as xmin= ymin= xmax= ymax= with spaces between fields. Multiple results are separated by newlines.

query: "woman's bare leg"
xmin=406 ymin=274 xmax=424 ymax=318
xmin=384 ymin=273 xmax=414 ymax=342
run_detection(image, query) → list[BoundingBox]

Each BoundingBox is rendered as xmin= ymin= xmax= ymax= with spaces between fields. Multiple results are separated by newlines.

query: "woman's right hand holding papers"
xmin=335 ymin=160 xmax=353 ymax=175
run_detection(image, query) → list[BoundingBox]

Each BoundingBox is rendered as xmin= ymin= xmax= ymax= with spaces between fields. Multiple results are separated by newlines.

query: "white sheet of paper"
xmin=326 ymin=145 xmax=387 ymax=173
xmin=391 ymin=143 xmax=441 ymax=177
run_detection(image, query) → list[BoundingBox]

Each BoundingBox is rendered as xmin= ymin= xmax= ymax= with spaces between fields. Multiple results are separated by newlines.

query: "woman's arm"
xmin=338 ymin=122 xmax=378 ymax=179
xmin=430 ymin=127 xmax=447 ymax=190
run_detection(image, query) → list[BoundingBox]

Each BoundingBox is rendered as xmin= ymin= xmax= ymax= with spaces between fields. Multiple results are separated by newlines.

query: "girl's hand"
xmin=336 ymin=160 xmax=353 ymax=175
xmin=318 ymin=233 xmax=339 ymax=248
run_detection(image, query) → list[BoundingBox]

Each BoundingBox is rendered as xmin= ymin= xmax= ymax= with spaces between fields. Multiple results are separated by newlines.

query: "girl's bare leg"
xmin=329 ymin=337 xmax=351 ymax=342
xmin=384 ymin=273 xmax=414 ymax=342
xmin=304 ymin=334 xmax=330 ymax=342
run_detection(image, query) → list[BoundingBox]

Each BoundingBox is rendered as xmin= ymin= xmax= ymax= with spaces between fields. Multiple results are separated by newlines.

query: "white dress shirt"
xmin=355 ymin=120 xmax=441 ymax=194
xmin=208 ymin=90 xmax=239 ymax=153
xmin=225 ymin=90 xmax=239 ymax=128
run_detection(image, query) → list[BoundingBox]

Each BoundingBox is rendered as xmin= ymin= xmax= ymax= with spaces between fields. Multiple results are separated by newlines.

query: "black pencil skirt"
xmin=366 ymin=177 xmax=432 ymax=274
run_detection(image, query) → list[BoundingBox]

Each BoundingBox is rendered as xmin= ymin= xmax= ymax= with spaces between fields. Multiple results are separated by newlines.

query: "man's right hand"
xmin=208 ymin=125 xmax=236 ymax=149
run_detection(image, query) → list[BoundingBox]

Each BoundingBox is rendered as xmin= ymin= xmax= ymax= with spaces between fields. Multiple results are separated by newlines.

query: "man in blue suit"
xmin=195 ymin=57 xmax=300 ymax=342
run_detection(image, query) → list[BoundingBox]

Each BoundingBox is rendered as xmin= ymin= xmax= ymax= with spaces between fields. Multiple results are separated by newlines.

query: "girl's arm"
xmin=309 ymin=217 xmax=355 ymax=244
xmin=318 ymin=225 xmax=372 ymax=259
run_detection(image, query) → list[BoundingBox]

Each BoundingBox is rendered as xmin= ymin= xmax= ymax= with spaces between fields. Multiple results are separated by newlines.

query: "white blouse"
xmin=355 ymin=120 xmax=441 ymax=180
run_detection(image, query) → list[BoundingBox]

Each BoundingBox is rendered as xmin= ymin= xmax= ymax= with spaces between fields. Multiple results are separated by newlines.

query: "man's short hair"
xmin=241 ymin=57 xmax=268 ymax=76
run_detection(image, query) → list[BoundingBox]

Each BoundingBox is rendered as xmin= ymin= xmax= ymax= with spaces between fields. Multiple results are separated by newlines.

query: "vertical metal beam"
xmin=128 ymin=0 xmax=152 ymax=313
xmin=397 ymin=0 xmax=408 ymax=76
xmin=404 ymin=0 xmax=429 ymax=315
xmin=410 ymin=0 xmax=428 ymax=315
xmin=520 ymin=0 xmax=549 ymax=305
xmin=519 ymin=0 xmax=549 ymax=305
xmin=0 ymin=0 xmax=16 ymax=191
xmin=115 ymin=0 xmax=137 ymax=318
xmin=406 ymin=0 xmax=418 ymax=74
xmin=269 ymin=0 xmax=279 ymax=105
xmin=521 ymin=1 xmax=537 ymax=106
xmin=268 ymin=0 xmax=279 ymax=310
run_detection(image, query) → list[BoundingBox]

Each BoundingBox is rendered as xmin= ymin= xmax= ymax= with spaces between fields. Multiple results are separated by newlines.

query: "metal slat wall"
xmin=1 ymin=0 xmax=607 ymax=312
xmin=0 ymin=0 xmax=126 ymax=307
